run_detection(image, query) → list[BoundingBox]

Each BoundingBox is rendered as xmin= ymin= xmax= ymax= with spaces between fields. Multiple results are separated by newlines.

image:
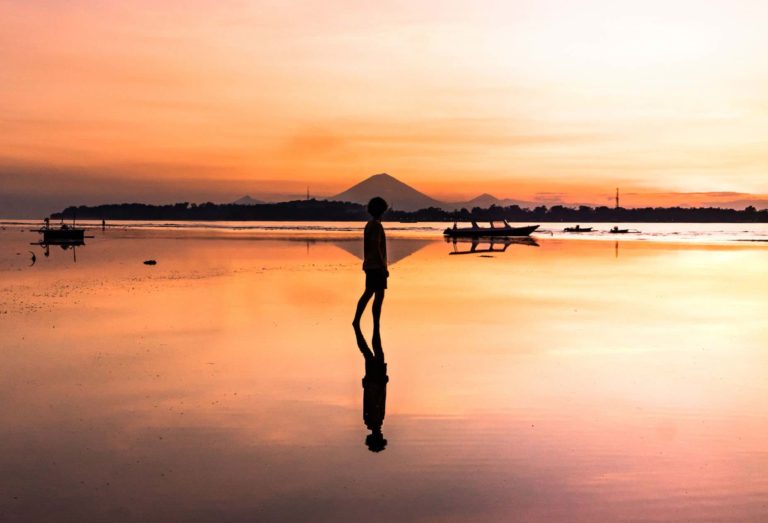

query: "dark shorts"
xmin=365 ymin=269 xmax=388 ymax=291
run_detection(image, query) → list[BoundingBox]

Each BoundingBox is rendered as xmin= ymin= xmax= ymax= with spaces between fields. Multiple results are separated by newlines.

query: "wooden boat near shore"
xmin=563 ymin=225 xmax=592 ymax=233
xmin=443 ymin=221 xmax=539 ymax=238
xmin=35 ymin=218 xmax=88 ymax=244
xmin=609 ymin=226 xmax=640 ymax=234
xmin=38 ymin=224 xmax=85 ymax=243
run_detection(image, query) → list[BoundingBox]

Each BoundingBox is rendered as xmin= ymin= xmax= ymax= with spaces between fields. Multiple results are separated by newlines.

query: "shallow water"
xmin=4 ymin=219 xmax=768 ymax=243
xmin=1 ymin=226 xmax=767 ymax=522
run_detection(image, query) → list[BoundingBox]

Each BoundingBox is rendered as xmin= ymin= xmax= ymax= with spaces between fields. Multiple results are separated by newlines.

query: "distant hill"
xmin=51 ymin=200 xmax=768 ymax=223
xmin=446 ymin=193 xmax=537 ymax=211
xmin=459 ymin=193 xmax=501 ymax=208
xmin=232 ymin=195 xmax=264 ymax=205
xmin=330 ymin=173 xmax=538 ymax=211
xmin=331 ymin=173 xmax=443 ymax=212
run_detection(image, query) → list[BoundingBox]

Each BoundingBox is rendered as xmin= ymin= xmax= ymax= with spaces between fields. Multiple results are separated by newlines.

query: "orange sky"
xmin=2 ymin=0 xmax=768 ymax=214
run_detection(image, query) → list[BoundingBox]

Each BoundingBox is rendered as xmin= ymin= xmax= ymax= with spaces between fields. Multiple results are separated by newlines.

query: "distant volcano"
xmin=232 ymin=195 xmax=264 ymax=205
xmin=455 ymin=192 xmax=536 ymax=210
xmin=331 ymin=173 xmax=443 ymax=212
xmin=330 ymin=173 xmax=534 ymax=211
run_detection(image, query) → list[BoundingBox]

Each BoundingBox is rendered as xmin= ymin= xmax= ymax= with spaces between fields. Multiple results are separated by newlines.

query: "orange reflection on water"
xmin=1 ymin=228 xmax=767 ymax=521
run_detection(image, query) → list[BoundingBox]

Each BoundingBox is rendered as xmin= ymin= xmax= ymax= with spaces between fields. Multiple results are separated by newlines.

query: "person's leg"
xmin=353 ymin=288 xmax=374 ymax=327
xmin=353 ymin=322 xmax=374 ymax=360
xmin=371 ymin=289 xmax=385 ymax=357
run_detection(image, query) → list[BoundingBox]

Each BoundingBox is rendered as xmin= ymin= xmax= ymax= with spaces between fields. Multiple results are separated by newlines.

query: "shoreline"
xmin=2 ymin=220 xmax=768 ymax=245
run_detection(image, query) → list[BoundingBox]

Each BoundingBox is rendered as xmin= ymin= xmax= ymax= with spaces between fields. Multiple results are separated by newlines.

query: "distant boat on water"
xmin=31 ymin=219 xmax=88 ymax=262
xmin=564 ymin=225 xmax=592 ymax=233
xmin=444 ymin=220 xmax=539 ymax=238
xmin=37 ymin=218 xmax=85 ymax=243
xmin=608 ymin=226 xmax=641 ymax=234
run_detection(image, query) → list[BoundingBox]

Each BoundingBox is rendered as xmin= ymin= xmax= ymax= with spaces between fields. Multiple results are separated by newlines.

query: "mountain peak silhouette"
xmin=329 ymin=173 xmax=538 ymax=211
xmin=369 ymin=173 xmax=396 ymax=181
xmin=331 ymin=173 xmax=442 ymax=212
xmin=233 ymin=195 xmax=264 ymax=205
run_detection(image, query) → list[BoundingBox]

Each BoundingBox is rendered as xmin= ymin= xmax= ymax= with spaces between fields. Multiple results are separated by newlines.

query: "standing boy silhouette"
xmin=352 ymin=197 xmax=388 ymax=348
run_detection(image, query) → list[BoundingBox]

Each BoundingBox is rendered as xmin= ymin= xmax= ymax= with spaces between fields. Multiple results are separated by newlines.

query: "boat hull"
xmin=443 ymin=224 xmax=539 ymax=238
xmin=40 ymin=228 xmax=85 ymax=242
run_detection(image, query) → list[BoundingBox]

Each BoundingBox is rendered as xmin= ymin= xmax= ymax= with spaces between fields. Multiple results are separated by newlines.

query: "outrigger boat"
xmin=32 ymin=218 xmax=93 ymax=262
xmin=37 ymin=218 xmax=85 ymax=243
xmin=443 ymin=220 xmax=539 ymax=238
xmin=563 ymin=225 xmax=592 ymax=233
xmin=608 ymin=226 xmax=640 ymax=234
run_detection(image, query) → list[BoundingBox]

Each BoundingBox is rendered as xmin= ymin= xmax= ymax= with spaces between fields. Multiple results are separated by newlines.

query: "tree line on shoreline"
xmin=51 ymin=199 xmax=768 ymax=222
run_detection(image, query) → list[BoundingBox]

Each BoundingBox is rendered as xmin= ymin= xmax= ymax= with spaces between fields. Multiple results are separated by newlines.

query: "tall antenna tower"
xmin=615 ymin=188 xmax=620 ymax=209
xmin=306 ymin=186 xmax=310 ymax=201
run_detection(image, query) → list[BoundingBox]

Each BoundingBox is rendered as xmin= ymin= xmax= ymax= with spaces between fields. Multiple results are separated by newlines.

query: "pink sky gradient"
xmin=2 ymin=0 xmax=767 ymax=214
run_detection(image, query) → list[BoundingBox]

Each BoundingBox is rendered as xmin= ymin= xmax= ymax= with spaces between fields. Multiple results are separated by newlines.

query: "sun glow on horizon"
xmin=1 ymin=0 xmax=768 ymax=213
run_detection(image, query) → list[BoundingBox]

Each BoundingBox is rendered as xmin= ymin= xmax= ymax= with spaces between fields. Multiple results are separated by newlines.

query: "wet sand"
xmin=1 ymin=226 xmax=767 ymax=521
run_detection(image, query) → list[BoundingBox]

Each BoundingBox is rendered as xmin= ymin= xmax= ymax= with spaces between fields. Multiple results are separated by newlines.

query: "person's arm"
xmin=378 ymin=224 xmax=388 ymax=270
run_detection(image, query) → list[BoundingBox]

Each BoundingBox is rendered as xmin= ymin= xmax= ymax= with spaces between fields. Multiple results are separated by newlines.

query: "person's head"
xmin=367 ymin=197 xmax=388 ymax=219
xmin=366 ymin=431 xmax=387 ymax=452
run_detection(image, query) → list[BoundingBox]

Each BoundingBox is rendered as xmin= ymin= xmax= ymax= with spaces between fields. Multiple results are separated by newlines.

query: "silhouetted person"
xmin=352 ymin=197 xmax=388 ymax=347
xmin=354 ymin=323 xmax=388 ymax=452
xmin=102 ymin=219 xmax=106 ymax=231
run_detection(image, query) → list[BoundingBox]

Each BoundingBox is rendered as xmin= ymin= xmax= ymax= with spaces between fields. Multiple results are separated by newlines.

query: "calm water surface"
xmin=1 ymin=224 xmax=767 ymax=521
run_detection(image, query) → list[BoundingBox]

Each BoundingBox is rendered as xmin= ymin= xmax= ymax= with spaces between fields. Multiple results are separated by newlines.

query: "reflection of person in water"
xmin=352 ymin=197 xmax=388 ymax=347
xmin=354 ymin=324 xmax=388 ymax=452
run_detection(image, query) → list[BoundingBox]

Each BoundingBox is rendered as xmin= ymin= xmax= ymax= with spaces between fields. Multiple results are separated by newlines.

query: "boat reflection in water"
xmin=447 ymin=236 xmax=539 ymax=255
xmin=32 ymin=217 xmax=90 ymax=262
xmin=34 ymin=240 xmax=85 ymax=262
xmin=354 ymin=324 xmax=388 ymax=452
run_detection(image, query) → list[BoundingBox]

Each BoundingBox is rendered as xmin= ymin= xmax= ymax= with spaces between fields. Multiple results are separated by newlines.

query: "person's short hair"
xmin=367 ymin=197 xmax=388 ymax=218
xmin=366 ymin=433 xmax=387 ymax=452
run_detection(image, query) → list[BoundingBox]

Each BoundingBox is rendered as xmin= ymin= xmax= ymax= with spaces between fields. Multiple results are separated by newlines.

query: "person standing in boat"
xmin=353 ymin=197 xmax=388 ymax=347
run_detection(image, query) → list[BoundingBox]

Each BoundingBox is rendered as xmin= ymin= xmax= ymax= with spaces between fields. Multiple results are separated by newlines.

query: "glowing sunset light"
xmin=2 ymin=0 xmax=767 ymax=215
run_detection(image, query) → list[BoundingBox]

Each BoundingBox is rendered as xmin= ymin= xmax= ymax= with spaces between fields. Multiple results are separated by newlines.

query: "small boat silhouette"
xmin=609 ymin=226 xmax=640 ymax=234
xmin=31 ymin=218 xmax=92 ymax=262
xmin=444 ymin=220 xmax=539 ymax=238
xmin=563 ymin=225 xmax=592 ymax=232
xmin=37 ymin=217 xmax=85 ymax=243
